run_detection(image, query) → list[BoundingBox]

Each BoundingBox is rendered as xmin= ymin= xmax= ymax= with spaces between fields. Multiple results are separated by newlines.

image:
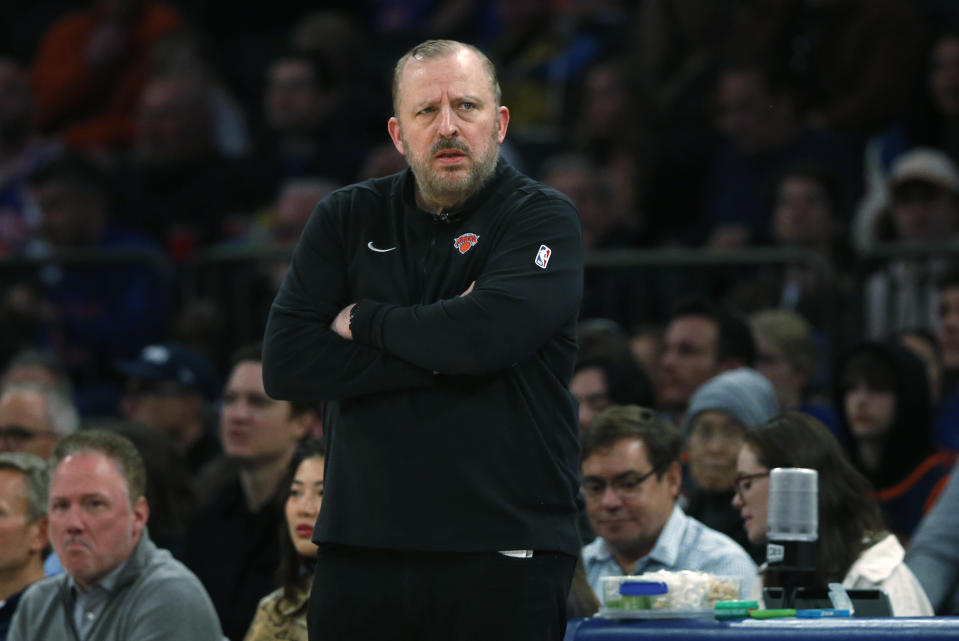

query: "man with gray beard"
xmin=263 ymin=39 xmax=584 ymax=641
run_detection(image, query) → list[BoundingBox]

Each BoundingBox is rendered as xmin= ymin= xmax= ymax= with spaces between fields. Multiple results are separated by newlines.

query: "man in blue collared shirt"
xmin=580 ymin=405 xmax=758 ymax=603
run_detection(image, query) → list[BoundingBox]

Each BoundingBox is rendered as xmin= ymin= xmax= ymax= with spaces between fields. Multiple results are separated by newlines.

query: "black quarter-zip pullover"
xmin=263 ymin=159 xmax=584 ymax=555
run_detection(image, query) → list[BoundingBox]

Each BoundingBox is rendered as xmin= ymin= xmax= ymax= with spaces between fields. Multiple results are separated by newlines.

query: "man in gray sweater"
xmin=906 ymin=458 xmax=959 ymax=614
xmin=8 ymin=430 xmax=222 ymax=641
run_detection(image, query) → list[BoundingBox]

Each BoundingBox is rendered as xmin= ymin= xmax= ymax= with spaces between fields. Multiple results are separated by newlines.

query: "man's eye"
xmin=461 ymin=102 xmax=474 ymax=110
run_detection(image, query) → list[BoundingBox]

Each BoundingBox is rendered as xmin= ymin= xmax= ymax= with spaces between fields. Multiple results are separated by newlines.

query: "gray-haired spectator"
xmin=8 ymin=430 xmax=223 ymax=641
xmin=1 ymin=350 xmax=73 ymax=399
xmin=0 ymin=452 xmax=49 ymax=641
xmin=0 ymin=382 xmax=79 ymax=459
xmin=682 ymin=367 xmax=778 ymax=560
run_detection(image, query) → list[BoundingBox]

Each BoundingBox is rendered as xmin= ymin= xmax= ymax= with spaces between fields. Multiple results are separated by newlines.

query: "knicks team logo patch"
xmin=535 ymin=244 xmax=552 ymax=269
xmin=453 ymin=233 xmax=480 ymax=254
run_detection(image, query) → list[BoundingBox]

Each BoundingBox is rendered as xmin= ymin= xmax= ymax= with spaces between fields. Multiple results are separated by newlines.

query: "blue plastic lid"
xmin=619 ymin=581 xmax=669 ymax=596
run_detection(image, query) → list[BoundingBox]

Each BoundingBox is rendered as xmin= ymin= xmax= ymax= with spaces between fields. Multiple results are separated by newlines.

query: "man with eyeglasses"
xmin=0 ymin=382 xmax=79 ymax=459
xmin=580 ymin=405 xmax=758 ymax=602
xmin=0 ymin=452 xmax=49 ymax=641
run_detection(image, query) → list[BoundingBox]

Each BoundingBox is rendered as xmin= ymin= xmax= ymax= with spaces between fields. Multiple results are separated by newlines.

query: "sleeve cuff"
xmin=349 ymin=298 xmax=389 ymax=348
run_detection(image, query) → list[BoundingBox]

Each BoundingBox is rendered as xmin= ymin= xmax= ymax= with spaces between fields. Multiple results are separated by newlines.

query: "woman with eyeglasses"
xmin=732 ymin=411 xmax=932 ymax=615
xmin=244 ymin=439 xmax=325 ymax=641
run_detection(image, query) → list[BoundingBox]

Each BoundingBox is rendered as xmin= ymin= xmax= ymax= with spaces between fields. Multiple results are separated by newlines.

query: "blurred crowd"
xmin=3 ymin=0 xmax=959 ymax=637
xmin=0 ymin=0 xmax=959 ymax=414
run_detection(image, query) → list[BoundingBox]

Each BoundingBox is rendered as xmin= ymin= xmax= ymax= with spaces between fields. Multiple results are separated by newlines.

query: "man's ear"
xmin=495 ymin=105 xmax=509 ymax=143
xmin=132 ymin=495 xmax=149 ymax=536
xmin=387 ymin=117 xmax=405 ymax=156
xmin=29 ymin=515 xmax=49 ymax=554
xmin=664 ymin=460 xmax=682 ymax=498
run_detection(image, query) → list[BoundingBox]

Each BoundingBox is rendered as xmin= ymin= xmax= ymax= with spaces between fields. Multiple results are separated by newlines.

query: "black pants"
xmin=308 ymin=544 xmax=576 ymax=641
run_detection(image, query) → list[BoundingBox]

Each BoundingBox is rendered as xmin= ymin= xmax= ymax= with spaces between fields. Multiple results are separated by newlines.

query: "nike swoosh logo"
xmin=367 ymin=242 xmax=397 ymax=253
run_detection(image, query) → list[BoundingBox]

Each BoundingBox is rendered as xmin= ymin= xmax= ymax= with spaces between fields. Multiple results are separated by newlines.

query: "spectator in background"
xmin=734 ymin=412 xmax=933 ymax=616
xmin=0 ymin=382 xmax=79 ymax=459
xmin=183 ymin=343 xmax=314 ymax=641
xmin=657 ymin=297 xmax=756 ymax=428
xmin=699 ymin=60 xmax=858 ymax=248
xmin=172 ymin=297 xmax=232 ymax=376
xmin=542 ymin=153 xmax=666 ymax=327
xmin=0 ymin=453 xmax=49 ymax=641
xmin=682 ymin=367 xmax=778 ymax=560
xmin=29 ymin=0 xmax=182 ymax=150
xmin=148 ymin=28 xmax=252 ymax=158
xmin=288 ymin=10 xmax=392 ymax=151
xmin=906 ymin=457 xmax=959 ymax=614
xmin=542 ymin=153 xmax=636 ymax=252
xmin=256 ymin=52 xmax=364 ymax=188
xmin=8 ymin=429 xmax=223 ymax=641
xmin=628 ymin=324 xmax=664 ymax=393
xmin=572 ymin=59 xmax=647 ymax=223
xmin=725 ymin=163 xmax=858 ymax=346
xmin=0 ymin=58 xmax=60 ymax=257
xmin=571 ymin=353 xmax=655 ymax=432
xmin=854 ymin=28 xmax=959 ymax=248
xmin=542 ymin=153 xmax=664 ymax=330
xmin=896 ymin=327 xmax=959 ymax=454
xmin=863 ymin=148 xmax=959 ymax=339
xmin=8 ymin=151 xmax=167 ymax=416
xmin=749 ymin=309 xmax=838 ymax=434
xmin=0 ymin=349 xmax=73 ymax=399
xmin=115 ymin=72 xmax=269 ymax=257
xmin=724 ymin=0 xmax=924 ymax=136
xmin=243 ymin=439 xmax=324 ymax=641
xmin=116 ymin=342 xmax=223 ymax=476
xmin=580 ymin=405 xmax=758 ymax=603
xmin=249 ymin=178 xmax=339 ymax=293
xmin=938 ymin=268 xmax=959 ymax=388
xmin=833 ymin=340 xmax=954 ymax=541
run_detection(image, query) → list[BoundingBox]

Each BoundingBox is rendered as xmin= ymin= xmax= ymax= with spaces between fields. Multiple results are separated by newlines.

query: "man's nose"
xmin=61 ymin=506 xmax=85 ymax=532
xmin=437 ymin=105 xmax=458 ymax=137
xmin=599 ymin=485 xmax=623 ymax=509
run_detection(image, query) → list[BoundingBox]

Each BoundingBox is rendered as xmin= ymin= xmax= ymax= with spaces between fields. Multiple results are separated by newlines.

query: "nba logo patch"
xmin=535 ymin=244 xmax=551 ymax=269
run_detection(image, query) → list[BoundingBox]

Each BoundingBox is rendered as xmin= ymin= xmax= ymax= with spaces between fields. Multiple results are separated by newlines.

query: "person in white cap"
xmin=864 ymin=147 xmax=959 ymax=338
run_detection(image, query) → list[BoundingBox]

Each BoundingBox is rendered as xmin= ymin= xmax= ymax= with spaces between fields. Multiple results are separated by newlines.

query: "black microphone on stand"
xmin=765 ymin=467 xmax=818 ymax=609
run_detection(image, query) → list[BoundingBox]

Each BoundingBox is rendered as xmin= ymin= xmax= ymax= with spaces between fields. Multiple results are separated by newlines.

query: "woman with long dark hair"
xmin=245 ymin=439 xmax=325 ymax=641
xmin=732 ymin=412 xmax=932 ymax=615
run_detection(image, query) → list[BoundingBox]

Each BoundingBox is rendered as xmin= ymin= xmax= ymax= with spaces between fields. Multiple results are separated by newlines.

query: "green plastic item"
xmin=749 ymin=609 xmax=797 ymax=619
xmin=715 ymin=600 xmax=759 ymax=610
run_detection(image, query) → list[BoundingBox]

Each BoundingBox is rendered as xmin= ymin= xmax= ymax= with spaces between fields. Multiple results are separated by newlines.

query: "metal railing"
xmin=9 ymin=242 xmax=959 ymax=353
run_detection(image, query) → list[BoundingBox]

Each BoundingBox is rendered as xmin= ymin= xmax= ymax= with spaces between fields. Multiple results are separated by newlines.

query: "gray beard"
xmin=405 ymin=132 xmax=501 ymax=213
